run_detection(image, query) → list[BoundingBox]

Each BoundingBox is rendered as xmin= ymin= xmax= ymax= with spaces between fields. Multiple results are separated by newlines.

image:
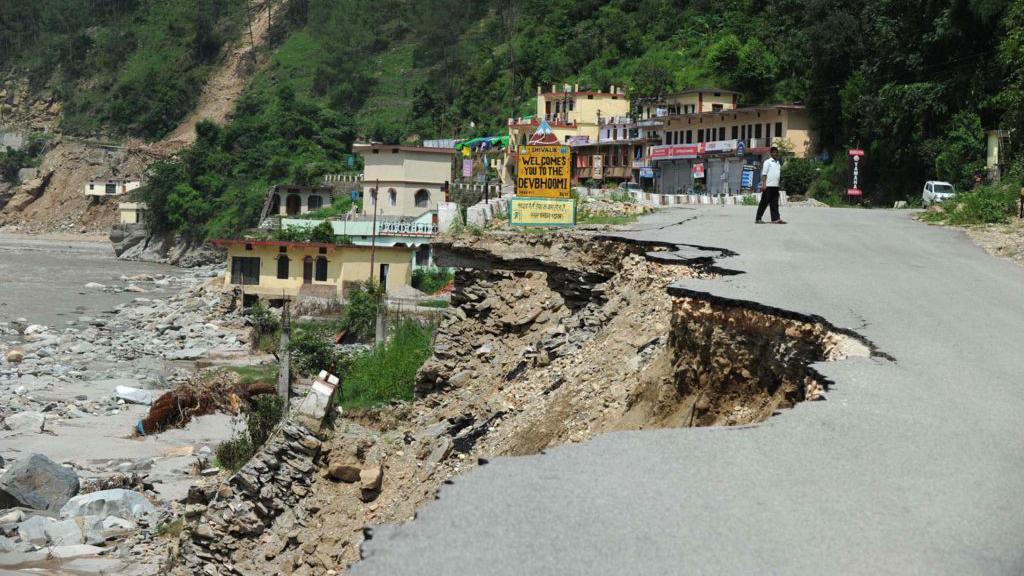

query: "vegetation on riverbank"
xmin=340 ymin=319 xmax=434 ymax=409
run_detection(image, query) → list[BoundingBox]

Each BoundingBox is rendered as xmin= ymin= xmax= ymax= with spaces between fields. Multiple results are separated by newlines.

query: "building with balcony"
xmin=356 ymin=143 xmax=454 ymax=218
xmin=503 ymin=84 xmax=631 ymax=184
xmin=645 ymin=92 xmax=814 ymax=195
xmin=571 ymin=116 xmax=663 ymax=184
xmin=265 ymin=185 xmax=334 ymax=217
xmin=282 ymin=210 xmax=438 ymax=269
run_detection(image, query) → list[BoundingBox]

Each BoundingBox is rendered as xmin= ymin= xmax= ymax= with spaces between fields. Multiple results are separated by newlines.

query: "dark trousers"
xmin=756 ymin=187 xmax=781 ymax=222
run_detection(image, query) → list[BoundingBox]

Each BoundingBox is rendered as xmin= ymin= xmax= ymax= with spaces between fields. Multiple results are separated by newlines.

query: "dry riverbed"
xmin=0 ymin=235 xmax=256 ymax=574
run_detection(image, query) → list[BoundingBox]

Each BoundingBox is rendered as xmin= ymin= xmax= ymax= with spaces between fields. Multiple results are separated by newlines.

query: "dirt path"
xmin=154 ymin=0 xmax=277 ymax=154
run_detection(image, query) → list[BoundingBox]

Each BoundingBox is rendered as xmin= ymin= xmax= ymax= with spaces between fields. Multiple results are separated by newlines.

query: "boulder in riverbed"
xmin=60 ymin=489 xmax=156 ymax=522
xmin=0 ymin=454 xmax=79 ymax=512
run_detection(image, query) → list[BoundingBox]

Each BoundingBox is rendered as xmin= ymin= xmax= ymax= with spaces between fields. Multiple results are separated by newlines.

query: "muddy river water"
xmin=0 ymin=234 xmax=179 ymax=327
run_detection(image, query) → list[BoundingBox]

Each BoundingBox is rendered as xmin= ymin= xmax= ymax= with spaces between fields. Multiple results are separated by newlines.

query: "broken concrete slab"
xmin=0 ymin=453 xmax=80 ymax=512
xmin=296 ymin=371 xmax=340 ymax=424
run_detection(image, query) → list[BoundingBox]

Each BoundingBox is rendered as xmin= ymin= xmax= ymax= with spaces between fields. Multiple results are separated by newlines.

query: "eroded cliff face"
xmin=169 ymin=231 xmax=883 ymax=576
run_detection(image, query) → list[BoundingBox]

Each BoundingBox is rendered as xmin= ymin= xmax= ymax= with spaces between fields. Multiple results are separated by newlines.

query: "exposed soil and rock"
xmin=153 ymin=229 xmax=879 ymax=576
xmin=960 ymin=219 xmax=1024 ymax=267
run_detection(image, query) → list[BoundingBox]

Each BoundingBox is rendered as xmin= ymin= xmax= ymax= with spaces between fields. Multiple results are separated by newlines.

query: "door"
xmin=286 ymin=194 xmax=302 ymax=216
xmin=303 ymin=258 xmax=313 ymax=284
xmin=379 ymin=264 xmax=389 ymax=293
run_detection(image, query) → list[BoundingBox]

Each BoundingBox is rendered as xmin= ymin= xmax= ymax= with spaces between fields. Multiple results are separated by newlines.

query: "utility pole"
xmin=369 ymin=180 xmax=379 ymax=284
xmin=278 ymin=295 xmax=290 ymax=410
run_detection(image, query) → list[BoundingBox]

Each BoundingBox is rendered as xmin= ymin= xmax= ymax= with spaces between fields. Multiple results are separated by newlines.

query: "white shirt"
xmin=761 ymin=157 xmax=781 ymax=187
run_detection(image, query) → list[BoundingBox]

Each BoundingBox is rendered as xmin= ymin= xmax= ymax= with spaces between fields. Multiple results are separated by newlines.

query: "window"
xmin=315 ymin=257 xmax=328 ymax=281
xmin=277 ymin=255 xmax=289 ymax=279
xmin=775 ymin=122 xmax=783 ymax=138
xmin=415 ymin=189 xmax=430 ymax=208
xmin=388 ymin=188 xmax=397 ymax=207
xmin=368 ymin=188 xmax=377 ymax=206
xmin=230 ymin=257 xmax=261 ymax=285
xmin=755 ymin=124 xmax=762 ymax=139
xmin=245 ymin=243 xmax=253 ymax=251
xmin=89 ymin=184 xmax=94 ymax=190
xmin=105 ymin=183 xmax=116 ymax=195
xmin=697 ymin=129 xmax=704 ymax=143
xmin=712 ymin=104 xmax=723 ymax=112
xmin=731 ymin=126 xmax=739 ymax=140
xmin=686 ymin=130 xmax=693 ymax=144
xmin=307 ymin=195 xmax=323 ymax=211
xmin=318 ymin=247 xmax=327 ymax=254
xmin=718 ymin=127 xmax=726 ymax=141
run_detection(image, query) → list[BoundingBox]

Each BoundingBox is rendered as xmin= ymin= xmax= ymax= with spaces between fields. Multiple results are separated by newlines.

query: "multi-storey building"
xmin=503 ymin=85 xmax=630 ymax=184
xmin=355 ymin=143 xmax=454 ymax=217
xmin=642 ymin=89 xmax=814 ymax=195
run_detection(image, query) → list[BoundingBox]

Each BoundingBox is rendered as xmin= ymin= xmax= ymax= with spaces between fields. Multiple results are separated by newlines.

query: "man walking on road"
xmin=756 ymin=146 xmax=786 ymax=224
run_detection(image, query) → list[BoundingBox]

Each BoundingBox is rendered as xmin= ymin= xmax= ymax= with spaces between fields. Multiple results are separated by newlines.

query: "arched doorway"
xmin=414 ymin=189 xmax=429 ymax=208
xmin=286 ymin=194 xmax=302 ymax=216
xmin=302 ymin=257 xmax=313 ymax=284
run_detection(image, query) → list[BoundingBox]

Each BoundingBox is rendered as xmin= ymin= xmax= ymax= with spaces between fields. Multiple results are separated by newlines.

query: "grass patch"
xmin=412 ymin=267 xmax=453 ymax=294
xmin=223 ymin=364 xmax=278 ymax=387
xmin=340 ymin=319 xmax=434 ymax=410
xmin=741 ymin=194 xmax=758 ymax=206
xmin=418 ymin=299 xmax=449 ymax=308
xmin=214 ymin=394 xmax=284 ymax=472
xmin=924 ymin=182 xmax=1020 ymax=225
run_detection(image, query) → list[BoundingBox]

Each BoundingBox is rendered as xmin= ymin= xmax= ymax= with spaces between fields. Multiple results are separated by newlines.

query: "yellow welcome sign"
xmin=516 ymin=145 xmax=571 ymax=198
xmin=508 ymin=197 xmax=576 ymax=227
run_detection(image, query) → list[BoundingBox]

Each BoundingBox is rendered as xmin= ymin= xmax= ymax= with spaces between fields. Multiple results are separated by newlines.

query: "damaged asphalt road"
xmin=352 ymin=206 xmax=1024 ymax=575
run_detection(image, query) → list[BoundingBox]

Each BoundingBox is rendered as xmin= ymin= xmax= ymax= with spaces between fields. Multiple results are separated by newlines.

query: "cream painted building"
xmin=118 ymin=202 xmax=147 ymax=225
xmin=213 ymin=239 xmax=414 ymax=301
xmin=647 ymin=90 xmax=815 ymax=195
xmin=355 ymin=143 xmax=453 ymax=217
xmin=85 ymin=176 xmax=142 ymax=197
xmin=503 ymin=84 xmax=630 ymax=184
xmin=266 ymin=185 xmax=334 ymax=217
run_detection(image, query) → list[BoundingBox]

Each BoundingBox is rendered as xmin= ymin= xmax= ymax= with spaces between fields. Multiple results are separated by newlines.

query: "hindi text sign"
xmin=508 ymin=197 xmax=576 ymax=227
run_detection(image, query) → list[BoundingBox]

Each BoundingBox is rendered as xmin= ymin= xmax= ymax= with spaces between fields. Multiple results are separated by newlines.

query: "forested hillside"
xmin=2 ymin=0 xmax=1021 ymax=237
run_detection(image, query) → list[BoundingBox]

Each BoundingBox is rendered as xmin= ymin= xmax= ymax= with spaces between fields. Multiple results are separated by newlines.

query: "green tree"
xmin=932 ymin=111 xmax=986 ymax=189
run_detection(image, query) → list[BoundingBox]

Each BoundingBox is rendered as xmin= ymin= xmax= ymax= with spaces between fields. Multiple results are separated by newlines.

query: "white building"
xmin=85 ymin=176 xmax=142 ymax=197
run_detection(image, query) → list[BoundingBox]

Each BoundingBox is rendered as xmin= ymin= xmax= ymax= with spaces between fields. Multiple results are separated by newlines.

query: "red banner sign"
xmin=650 ymin=144 xmax=704 ymax=159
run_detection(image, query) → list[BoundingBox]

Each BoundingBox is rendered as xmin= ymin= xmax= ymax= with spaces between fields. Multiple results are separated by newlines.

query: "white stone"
xmin=83 ymin=282 xmax=105 ymax=290
xmin=59 ymin=489 xmax=156 ymax=521
xmin=3 ymin=411 xmax=45 ymax=433
xmin=114 ymin=385 xmax=153 ymax=406
xmin=47 ymin=544 xmax=106 ymax=560
xmin=17 ymin=515 xmax=56 ymax=545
